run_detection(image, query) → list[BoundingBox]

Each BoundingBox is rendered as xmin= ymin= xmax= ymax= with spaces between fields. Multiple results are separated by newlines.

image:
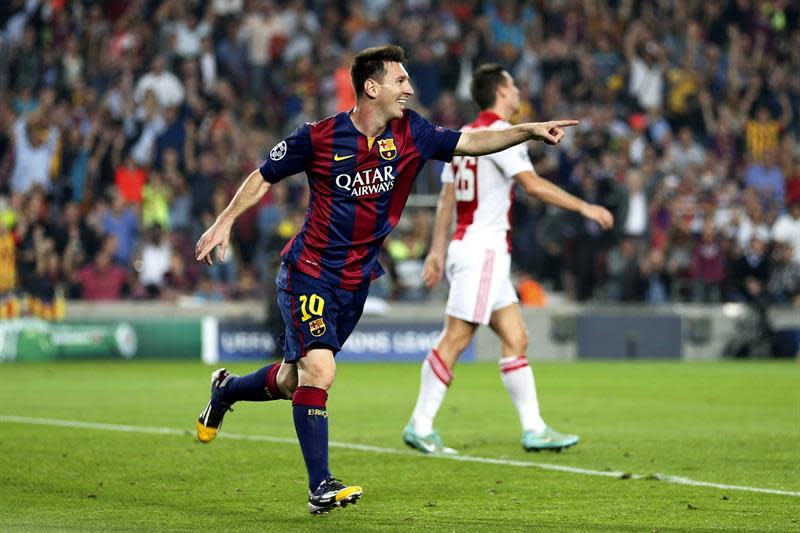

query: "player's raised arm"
xmin=453 ymin=120 xmax=579 ymax=156
xmin=195 ymin=169 xmax=271 ymax=265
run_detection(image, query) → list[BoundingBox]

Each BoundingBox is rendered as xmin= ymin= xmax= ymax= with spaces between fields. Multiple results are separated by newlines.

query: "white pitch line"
xmin=2 ymin=415 xmax=798 ymax=498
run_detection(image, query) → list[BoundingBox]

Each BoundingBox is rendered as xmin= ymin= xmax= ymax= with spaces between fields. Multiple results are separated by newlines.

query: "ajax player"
xmin=404 ymin=64 xmax=613 ymax=454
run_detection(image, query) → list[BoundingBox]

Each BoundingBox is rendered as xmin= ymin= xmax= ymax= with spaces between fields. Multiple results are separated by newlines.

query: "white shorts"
xmin=444 ymin=240 xmax=518 ymax=325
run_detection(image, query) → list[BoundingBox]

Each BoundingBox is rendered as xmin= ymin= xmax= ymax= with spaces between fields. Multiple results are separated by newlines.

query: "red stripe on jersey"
xmin=339 ymin=134 xmax=382 ymax=287
xmin=386 ymin=115 xmax=421 ymax=228
xmin=452 ymin=111 xmax=502 ymax=241
xmin=295 ymin=118 xmax=337 ymax=278
xmin=452 ymin=157 xmax=479 ymax=240
xmin=471 ymin=111 xmax=503 ymax=128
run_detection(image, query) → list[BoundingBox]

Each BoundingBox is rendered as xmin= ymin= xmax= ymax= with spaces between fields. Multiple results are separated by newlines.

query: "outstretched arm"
xmin=421 ymin=182 xmax=456 ymax=288
xmin=515 ymin=170 xmax=614 ymax=230
xmin=453 ymin=120 xmax=578 ymax=156
xmin=195 ymin=169 xmax=271 ymax=265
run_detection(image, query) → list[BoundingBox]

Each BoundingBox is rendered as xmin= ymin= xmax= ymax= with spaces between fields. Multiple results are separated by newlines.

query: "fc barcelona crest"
xmin=377 ymin=138 xmax=398 ymax=160
xmin=309 ymin=318 xmax=326 ymax=337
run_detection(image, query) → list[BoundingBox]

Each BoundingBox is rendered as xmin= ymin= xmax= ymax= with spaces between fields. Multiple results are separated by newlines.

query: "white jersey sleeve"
xmin=440 ymin=157 xmax=455 ymax=184
xmin=485 ymin=142 xmax=535 ymax=180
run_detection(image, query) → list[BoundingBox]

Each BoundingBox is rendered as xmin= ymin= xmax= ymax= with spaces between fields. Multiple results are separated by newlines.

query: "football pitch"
xmin=0 ymin=360 xmax=797 ymax=532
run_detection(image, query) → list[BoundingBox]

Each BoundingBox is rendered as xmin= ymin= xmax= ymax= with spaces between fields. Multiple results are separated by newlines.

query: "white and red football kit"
xmin=441 ymin=111 xmax=534 ymax=324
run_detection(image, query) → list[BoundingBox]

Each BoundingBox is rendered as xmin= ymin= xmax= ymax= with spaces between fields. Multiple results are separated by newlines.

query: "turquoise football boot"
xmin=403 ymin=423 xmax=457 ymax=454
xmin=522 ymin=426 xmax=579 ymax=452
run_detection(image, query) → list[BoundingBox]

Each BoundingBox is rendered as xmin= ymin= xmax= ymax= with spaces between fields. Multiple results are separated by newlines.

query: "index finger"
xmin=552 ymin=120 xmax=579 ymax=127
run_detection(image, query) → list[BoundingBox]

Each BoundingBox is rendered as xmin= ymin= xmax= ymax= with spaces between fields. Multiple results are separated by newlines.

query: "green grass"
xmin=0 ymin=361 xmax=798 ymax=532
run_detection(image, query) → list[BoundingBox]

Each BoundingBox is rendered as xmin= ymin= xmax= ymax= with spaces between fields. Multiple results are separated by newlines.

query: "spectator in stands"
xmin=103 ymin=189 xmax=139 ymax=266
xmin=134 ymin=56 xmax=185 ymax=108
xmin=115 ymin=152 xmax=148 ymax=204
xmin=606 ymin=236 xmax=644 ymax=302
xmin=745 ymin=149 xmax=785 ymax=208
xmin=664 ymin=127 xmax=706 ymax=173
xmin=240 ymin=0 xmax=285 ymax=99
xmin=622 ymin=169 xmax=648 ymax=245
xmin=135 ymin=224 xmax=172 ymax=298
xmin=162 ymin=250 xmax=196 ymax=300
xmin=10 ymin=109 xmax=59 ymax=194
xmin=771 ymin=199 xmax=800 ymax=265
xmin=729 ymin=230 xmax=771 ymax=304
xmin=78 ymin=241 xmax=129 ymax=301
xmin=0 ymin=210 xmax=16 ymax=294
xmin=691 ymin=220 xmax=725 ymax=303
xmin=625 ymin=23 xmax=665 ymax=112
xmin=141 ymin=170 xmax=171 ymax=230
xmin=766 ymin=241 xmax=800 ymax=307
xmin=0 ymin=1 xmax=797 ymax=306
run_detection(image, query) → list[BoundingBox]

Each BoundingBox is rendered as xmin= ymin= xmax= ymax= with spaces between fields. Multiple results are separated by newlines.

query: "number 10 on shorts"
xmin=299 ymin=294 xmax=324 ymax=321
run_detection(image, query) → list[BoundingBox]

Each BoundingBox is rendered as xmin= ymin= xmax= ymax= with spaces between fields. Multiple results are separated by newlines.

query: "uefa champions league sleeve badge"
xmin=270 ymin=141 xmax=287 ymax=161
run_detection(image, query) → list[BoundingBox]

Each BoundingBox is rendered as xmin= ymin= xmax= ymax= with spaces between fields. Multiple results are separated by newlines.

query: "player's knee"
xmin=507 ymin=330 xmax=529 ymax=354
xmin=307 ymin=366 xmax=335 ymax=390
xmin=299 ymin=355 xmax=336 ymax=390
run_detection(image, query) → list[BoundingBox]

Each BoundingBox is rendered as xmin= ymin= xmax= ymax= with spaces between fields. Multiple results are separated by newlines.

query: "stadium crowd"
xmin=0 ymin=0 xmax=798 ymax=311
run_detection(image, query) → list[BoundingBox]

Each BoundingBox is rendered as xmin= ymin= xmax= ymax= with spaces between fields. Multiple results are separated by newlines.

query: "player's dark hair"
xmin=351 ymin=45 xmax=407 ymax=99
xmin=470 ymin=63 xmax=509 ymax=110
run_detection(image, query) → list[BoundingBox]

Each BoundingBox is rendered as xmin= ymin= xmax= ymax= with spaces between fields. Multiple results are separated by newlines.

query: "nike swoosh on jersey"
xmin=333 ymin=153 xmax=355 ymax=161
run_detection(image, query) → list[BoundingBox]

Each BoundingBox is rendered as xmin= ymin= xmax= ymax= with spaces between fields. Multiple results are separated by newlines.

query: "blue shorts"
xmin=275 ymin=263 xmax=370 ymax=363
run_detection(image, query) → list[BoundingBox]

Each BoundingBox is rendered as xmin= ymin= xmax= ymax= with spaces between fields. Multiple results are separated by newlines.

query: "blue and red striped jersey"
xmin=259 ymin=109 xmax=461 ymax=288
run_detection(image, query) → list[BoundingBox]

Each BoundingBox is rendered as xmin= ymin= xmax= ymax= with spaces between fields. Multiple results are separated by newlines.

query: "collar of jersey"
xmin=474 ymin=110 xmax=504 ymax=126
xmin=343 ymin=110 xmax=392 ymax=140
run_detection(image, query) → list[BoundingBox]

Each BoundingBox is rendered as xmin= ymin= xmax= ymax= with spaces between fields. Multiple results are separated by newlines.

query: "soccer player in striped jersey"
xmin=194 ymin=46 xmax=580 ymax=514
xmin=404 ymin=64 xmax=614 ymax=454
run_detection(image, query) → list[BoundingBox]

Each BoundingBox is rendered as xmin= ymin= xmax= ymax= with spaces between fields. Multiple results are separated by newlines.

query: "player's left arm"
xmin=197 ymin=124 xmax=312 ymax=265
xmin=195 ymin=169 xmax=271 ymax=265
xmin=454 ymin=120 xmax=579 ymax=156
xmin=514 ymin=170 xmax=614 ymax=230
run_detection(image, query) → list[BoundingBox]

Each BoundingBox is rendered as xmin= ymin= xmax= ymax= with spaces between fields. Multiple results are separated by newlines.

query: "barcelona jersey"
xmin=259 ymin=109 xmax=461 ymax=288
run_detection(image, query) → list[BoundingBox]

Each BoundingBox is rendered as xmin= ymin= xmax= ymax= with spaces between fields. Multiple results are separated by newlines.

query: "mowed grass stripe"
xmin=3 ymin=414 xmax=798 ymax=498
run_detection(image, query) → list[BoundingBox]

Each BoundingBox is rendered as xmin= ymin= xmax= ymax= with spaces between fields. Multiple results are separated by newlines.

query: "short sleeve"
xmin=407 ymin=109 xmax=461 ymax=162
xmin=259 ymin=124 xmax=313 ymax=183
xmin=440 ymin=159 xmax=456 ymax=184
xmin=487 ymin=143 xmax=534 ymax=179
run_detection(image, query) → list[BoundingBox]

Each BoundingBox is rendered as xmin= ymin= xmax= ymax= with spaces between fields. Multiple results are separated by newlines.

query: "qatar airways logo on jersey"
xmin=335 ymin=166 xmax=396 ymax=197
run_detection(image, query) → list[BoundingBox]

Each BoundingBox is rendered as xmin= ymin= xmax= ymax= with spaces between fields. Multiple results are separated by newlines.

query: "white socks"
xmin=409 ymin=352 xmax=546 ymax=436
xmin=499 ymin=356 xmax=546 ymax=433
xmin=410 ymin=349 xmax=452 ymax=436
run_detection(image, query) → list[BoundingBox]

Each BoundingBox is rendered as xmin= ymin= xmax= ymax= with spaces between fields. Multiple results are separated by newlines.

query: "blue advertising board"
xmin=337 ymin=322 xmax=475 ymax=362
xmin=218 ymin=321 xmax=276 ymax=362
xmin=215 ymin=320 xmax=475 ymax=363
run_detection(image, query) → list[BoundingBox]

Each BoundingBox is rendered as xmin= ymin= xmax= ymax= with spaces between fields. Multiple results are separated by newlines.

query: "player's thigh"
xmin=488 ymin=302 xmax=529 ymax=357
xmin=445 ymin=242 xmax=512 ymax=325
xmin=333 ymin=281 xmax=370 ymax=348
xmin=275 ymin=265 xmax=343 ymax=363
